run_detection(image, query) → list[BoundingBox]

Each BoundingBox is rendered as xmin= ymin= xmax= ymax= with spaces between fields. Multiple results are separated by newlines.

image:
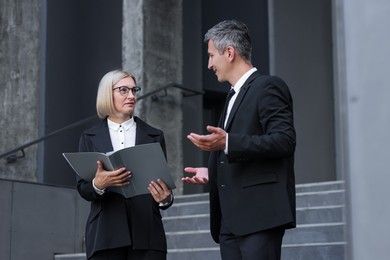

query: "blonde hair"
xmin=96 ymin=70 xmax=137 ymax=119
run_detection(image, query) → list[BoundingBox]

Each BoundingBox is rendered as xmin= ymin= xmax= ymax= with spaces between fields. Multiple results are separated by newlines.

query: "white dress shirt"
xmin=92 ymin=118 xmax=173 ymax=206
xmin=107 ymin=117 xmax=136 ymax=151
xmin=93 ymin=117 xmax=136 ymax=195
xmin=224 ymin=67 xmax=257 ymax=153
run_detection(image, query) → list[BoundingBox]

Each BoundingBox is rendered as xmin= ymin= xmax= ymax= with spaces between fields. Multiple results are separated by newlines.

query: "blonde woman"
xmin=77 ymin=70 xmax=173 ymax=260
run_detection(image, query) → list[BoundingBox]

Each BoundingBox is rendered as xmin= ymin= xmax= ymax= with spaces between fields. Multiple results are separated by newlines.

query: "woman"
xmin=77 ymin=70 xmax=173 ymax=260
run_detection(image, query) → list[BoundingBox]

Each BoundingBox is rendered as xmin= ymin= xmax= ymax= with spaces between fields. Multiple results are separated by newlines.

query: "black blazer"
xmin=77 ymin=116 xmax=172 ymax=258
xmin=209 ymin=71 xmax=296 ymax=243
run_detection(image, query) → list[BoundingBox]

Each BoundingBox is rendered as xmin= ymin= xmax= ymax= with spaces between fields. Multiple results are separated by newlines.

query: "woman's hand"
xmin=148 ymin=179 xmax=172 ymax=204
xmin=93 ymin=160 xmax=131 ymax=189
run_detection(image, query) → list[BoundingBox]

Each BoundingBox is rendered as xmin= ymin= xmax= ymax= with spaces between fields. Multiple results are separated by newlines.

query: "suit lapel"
xmin=88 ymin=120 xmax=114 ymax=152
xmin=135 ymin=127 xmax=150 ymax=145
xmin=225 ymin=72 xmax=259 ymax=130
xmin=87 ymin=117 xmax=160 ymax=152
xmin=134 ymin=116 xmax=160 ymax=145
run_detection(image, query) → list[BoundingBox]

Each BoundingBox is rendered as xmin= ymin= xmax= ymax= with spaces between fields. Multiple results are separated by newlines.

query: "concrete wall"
xmin=2 ymin=0 xmax=390 ymax=258
xmin=269 ymin=0 xmax=335 ymax=183
xmin=0 ymin=0 xmax=40 ymax=181
xmin=334 ymin=0 xmax=390 ymax=258
xmin=43 ymin=0 xmax=123 ymax=186
xmin=0 ymin=179 xmax=88 ymax=260
xmin=181 ymin=0 xmax=205 ymax=194
xmin=1 ymin=0 xmax=339 ymax=191
xmin=123 ymin=0 xmax=184 ymax=194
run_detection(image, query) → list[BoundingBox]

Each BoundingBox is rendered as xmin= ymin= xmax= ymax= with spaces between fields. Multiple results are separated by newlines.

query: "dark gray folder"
xmin=63 ymin=143 xmax=175 ymax=198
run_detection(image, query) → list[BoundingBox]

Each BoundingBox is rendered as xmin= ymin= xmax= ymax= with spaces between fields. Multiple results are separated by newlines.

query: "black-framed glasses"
xmin=113 ymin=86 xmax=141 ymax=96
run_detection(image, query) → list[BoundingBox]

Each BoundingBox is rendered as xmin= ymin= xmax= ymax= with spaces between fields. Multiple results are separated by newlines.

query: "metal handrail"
xmin=0 ymin=83 xmax=203 ymax=163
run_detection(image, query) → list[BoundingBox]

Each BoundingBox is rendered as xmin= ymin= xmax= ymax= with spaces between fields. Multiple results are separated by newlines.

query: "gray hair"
xmin=204 ymin=20 xmax=252 ymax=62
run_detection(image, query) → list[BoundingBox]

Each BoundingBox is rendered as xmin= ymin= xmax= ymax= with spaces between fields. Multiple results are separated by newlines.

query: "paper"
xmin=63 ymin=143 xmax=176 ymax=198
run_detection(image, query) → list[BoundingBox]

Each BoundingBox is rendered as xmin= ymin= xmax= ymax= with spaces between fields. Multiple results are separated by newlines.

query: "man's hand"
xmin=93 ymin=160 xmax=131 ymax=189
xmin=187 ymin=125 xmax=227 ymax=151
xmin=182 ymin=167 xmax=209 ymax=185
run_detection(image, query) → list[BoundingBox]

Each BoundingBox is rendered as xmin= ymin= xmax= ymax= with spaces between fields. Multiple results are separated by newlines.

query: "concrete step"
xmin=281 ymin=242 xmax=346 ymax=260
xmin=170 ymin=180 xmax=345 ymax=205
xmin=162 ymin=200 xmax=209 ymax=217
xmin=167 ymin=248 xmax=221 ymax=260
xmin=163 ymin=181 xmax=345 ymax=219
xmin=283 ymin=223 xmax=344 ymax=244
xmin=163 ymin=190 xmax=345 ymax=218
xmin=166 ymin=230 xmax=217 ymax=249
xmin=163 ymin=205 xmax=344 ymax=232
xmin=296 ymin=205 xmax=344 ymax=225
xmin=167 ymin=242 xmax=346 ymax=260
xmin=53 ymin=243 xmax=346 ymax=260
xmin=55 ymin=181 xmax=346 ymax=260
xmin=54 ymin=253 xmax=86 ymax=260
xmin=174 ymin=193 xmax=209 ymax=203
xmin=165 ymin=222 xmax=344 ymax=249
xmin=164 ymin=181 xmax=346 ymax=260
xmin=295 ymin=180 xmax=344 ymax=193
xmin=163 ymin=214 xmax=210 ymax=232
xmin=296 ymin=189 xmax=345 ymax=208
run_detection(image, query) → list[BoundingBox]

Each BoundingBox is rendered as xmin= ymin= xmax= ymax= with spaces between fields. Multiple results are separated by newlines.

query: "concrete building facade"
xmin=1 ymin=0 xmax=390 ymax=259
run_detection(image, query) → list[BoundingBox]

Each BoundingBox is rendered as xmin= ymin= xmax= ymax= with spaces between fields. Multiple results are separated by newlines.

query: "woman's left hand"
xmin=148 ymin=179 xmax=172 ymax=204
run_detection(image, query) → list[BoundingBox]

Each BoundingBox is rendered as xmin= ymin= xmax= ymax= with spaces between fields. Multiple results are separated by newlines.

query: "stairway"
xmin=55 ymin=181 xmax=346 ymax=260
xmin=162 ymin=181 xmax=346 ymax=260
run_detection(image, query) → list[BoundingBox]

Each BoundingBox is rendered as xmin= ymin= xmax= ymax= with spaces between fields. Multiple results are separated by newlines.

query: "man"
xmin=183 ymin=20 xmax=296 ymax=260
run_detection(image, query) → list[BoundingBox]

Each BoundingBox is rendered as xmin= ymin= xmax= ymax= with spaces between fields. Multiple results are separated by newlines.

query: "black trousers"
xmin=219 ymin=222 xmax=285 ymax=260
xmin=89 ymin=246 xmax=166 ymax=260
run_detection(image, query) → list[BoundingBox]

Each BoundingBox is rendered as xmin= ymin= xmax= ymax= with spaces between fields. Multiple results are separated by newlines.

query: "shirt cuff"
xmin=159 ymin=193 xmax=173 ymax=207
xmin=92 ymin=178 xmax=105 ymax=195
xmin=224 ymin=133 xmax=229 ymax=154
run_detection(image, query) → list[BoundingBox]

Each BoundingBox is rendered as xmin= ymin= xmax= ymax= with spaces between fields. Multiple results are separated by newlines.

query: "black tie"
xmin=220 ymin=88 xmax=235 ymax=128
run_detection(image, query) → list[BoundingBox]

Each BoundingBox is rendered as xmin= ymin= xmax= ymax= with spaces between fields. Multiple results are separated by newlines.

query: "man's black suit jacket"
xmin=77 ymin=116 xmax=171 ymax=258
xmin=209 ymin=71 xmax=296 ymax=243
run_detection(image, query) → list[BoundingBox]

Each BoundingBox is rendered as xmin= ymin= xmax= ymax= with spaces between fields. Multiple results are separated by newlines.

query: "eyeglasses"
xmin=113 ymin=86 xmax=141 ymax=96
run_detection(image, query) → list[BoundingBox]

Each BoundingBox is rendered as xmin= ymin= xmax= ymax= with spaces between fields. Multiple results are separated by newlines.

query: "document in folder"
xmin=63 ymin=142 xmax=176 ymax=198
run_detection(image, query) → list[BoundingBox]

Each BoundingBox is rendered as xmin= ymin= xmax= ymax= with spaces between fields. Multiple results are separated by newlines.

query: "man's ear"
xmin=226 ymin=46 xmax=235 ymax=61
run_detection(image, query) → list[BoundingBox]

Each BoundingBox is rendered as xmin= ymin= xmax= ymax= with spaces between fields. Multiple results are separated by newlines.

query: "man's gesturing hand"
xmin=187 ymin=125 xmax=227 ymax=152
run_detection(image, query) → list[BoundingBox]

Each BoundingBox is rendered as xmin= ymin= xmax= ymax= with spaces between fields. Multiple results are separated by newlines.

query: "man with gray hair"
xmin=183 ymin=20 xmax=296 ymax=260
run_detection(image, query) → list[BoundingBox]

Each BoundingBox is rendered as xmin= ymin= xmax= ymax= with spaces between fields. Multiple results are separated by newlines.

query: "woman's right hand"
xmin=93 ymin=160 xmax=131 ymax=189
